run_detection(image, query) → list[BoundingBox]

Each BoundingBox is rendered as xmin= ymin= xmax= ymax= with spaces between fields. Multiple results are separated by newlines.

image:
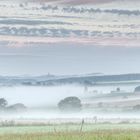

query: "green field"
xmin=0 ymin=123 xmax=140 ymax=134
xmin=0 ymin=124 xmax=140 ymax=140
xmin=1 ymin=130 xmax=140 ymax=140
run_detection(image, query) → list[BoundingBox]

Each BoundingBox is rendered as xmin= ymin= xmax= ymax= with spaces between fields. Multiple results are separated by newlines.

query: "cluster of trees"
xmin=0 ymin=98 xmax=27 ymax=113
xmin=58 ymin=96 xmax=82 ymax=112
xmin=0 ymin=96 xmax=81 ymax=113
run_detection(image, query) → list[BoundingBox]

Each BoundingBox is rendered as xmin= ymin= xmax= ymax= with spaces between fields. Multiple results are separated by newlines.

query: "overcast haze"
xmin=0 ymin=0 xmax=140 ymax=76
xmin=0 ymin=43 xmax=140 ymax=76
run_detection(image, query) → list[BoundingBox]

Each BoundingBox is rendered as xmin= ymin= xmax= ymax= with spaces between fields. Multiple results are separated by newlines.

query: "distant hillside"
xmin=44 ymin=73 xmax=140 ymax=85
xmin=1 ymin=73 xmax=140 ymax=86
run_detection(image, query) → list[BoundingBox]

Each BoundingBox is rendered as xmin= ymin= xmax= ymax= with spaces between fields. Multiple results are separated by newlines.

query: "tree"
xmin=133 ymin=105 xmax=140 ymax=110
xmin=58 ymin=96 xmax=82 ymax=112
xmin=134 ymin=86 xmax=140 ymax=92
xmin=116 ymin=87 xmax=120 ymax=92
xmin=0 ymin=98 xmax=8 ymax=108
xmin=7 ymin=103 xmax=27 ymax=112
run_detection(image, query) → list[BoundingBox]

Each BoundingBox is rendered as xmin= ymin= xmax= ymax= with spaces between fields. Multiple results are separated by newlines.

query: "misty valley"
xmin=1 ymin=74 xmax=140 ymax=125
xmin=0 ymin=0 xmax=140 ymax=139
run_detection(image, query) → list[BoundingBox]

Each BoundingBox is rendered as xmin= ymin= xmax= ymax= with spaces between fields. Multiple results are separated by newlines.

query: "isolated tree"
xmin=58 ymin=96 xmax=82 ymax=111
xmin=116 ymin=87 xmax=120 ymax=92
xmin=134 ymin=86 xmax=140 ymax=92
xmin=0 ymin=98 xmax=8 ymax=108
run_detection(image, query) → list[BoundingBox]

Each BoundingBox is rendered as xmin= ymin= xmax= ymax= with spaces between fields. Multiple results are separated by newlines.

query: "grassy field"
xmin=0 ymin=123 xmax=140 ymax=140
xmin=0 ymin=130 xmax=140 ymax=140
xmin=0 ymin=123 xmax=140 ymax=134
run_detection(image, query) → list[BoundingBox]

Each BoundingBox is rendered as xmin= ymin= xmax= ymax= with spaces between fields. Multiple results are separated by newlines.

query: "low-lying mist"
xmin=0 ymin=85 xmax=85 ymax=107
xmin=0 ymin=84 xmax=140 ymax=120
xmin=0 ymin=84 xmax=136 ymax=107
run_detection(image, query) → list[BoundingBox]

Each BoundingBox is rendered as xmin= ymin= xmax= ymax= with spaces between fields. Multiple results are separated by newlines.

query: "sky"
xmin=0 ymin=0 xmax=140 ymax=76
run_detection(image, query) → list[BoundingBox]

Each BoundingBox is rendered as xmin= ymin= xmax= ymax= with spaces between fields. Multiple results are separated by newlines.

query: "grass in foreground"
xmin=0 ymin=124 xmax=140 ymax=140
xmin=0 ymin=130 xmax=140 ymax=140
xmin=0 ymin=123 xmax=140 ymax=134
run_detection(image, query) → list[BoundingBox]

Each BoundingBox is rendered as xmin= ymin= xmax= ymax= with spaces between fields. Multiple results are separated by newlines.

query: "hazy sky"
xmin=0 ymin=0 xmax=140 ymax=76
xmin=0 ymin=43 xmax=140 ymax=76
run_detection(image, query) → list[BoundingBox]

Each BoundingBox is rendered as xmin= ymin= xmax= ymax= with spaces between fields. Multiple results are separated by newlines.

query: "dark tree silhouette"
xmin=0 ymin=98 xmax=8 ymax=108
xmin=134 ymin=86 xmax=140 ymax=92
xmin=58 ymin=96 xmax=82 ymax=111
xmin=7 ymin=103 xmax=27 ymax=112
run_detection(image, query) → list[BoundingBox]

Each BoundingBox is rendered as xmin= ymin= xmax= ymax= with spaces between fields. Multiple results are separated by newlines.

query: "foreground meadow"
xmin=0 ymin=130 xmax=140 ymax=140
xmin=0 ymin=124 xmax=140 ymax=140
